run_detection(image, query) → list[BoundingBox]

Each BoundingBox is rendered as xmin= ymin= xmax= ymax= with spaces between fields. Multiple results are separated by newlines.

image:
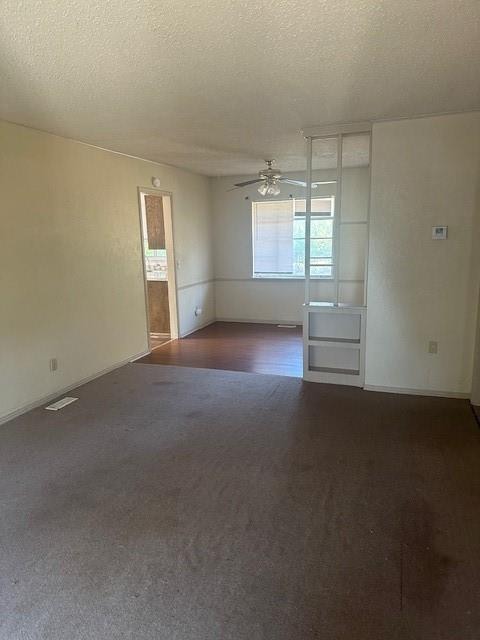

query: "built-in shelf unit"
xmin=303 ymin=302 xmax=366 ymax=386
xmin=301 ymin=122 xmax=371 ymax=386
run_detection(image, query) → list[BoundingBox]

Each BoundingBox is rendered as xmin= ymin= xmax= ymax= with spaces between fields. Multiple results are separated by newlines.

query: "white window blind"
xmin=252 ymin=200 xmax=294 ymax=276
xmin=252 ymin=197 xmax=335 ymax=279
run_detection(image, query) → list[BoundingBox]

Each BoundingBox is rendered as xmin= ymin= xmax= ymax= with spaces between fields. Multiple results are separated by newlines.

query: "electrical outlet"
xmin=49 ymin=358 xmax=58 ymax=372
xmin=428 ymin=341 xmax=438 ymax=354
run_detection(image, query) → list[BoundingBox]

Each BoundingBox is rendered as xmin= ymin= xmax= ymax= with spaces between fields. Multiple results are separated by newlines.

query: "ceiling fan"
xmin=230 ymin=160 xmax=336 ymax=196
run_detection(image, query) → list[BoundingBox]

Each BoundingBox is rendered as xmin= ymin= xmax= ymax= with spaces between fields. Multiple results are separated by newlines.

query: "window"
xmin=252 ymin=197 xmax=334 ymax=278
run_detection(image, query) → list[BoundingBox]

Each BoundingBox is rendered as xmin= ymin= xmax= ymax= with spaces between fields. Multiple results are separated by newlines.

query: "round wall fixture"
xmin=152 ymin=177 xmax=161 ymax=188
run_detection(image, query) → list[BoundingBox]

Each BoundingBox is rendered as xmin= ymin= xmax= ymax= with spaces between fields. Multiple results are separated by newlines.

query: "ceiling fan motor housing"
xmin=259 ymin=168 xmax=282 ymax=181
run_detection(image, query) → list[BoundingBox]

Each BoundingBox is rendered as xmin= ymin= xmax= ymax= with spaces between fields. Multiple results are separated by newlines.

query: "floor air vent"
xmin=45 ymin=397 xmax=78 ymax=411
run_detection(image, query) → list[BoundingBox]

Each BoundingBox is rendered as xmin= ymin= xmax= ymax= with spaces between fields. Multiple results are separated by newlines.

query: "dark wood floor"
xmin=137 ymin=321 xmax=303 ymax=377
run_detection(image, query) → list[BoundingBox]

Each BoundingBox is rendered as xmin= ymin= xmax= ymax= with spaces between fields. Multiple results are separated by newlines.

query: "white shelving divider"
xmin=303 ymin=302 xmax=366 ymax=386
xmin=301 ymin=123 xmax=371 ymax=387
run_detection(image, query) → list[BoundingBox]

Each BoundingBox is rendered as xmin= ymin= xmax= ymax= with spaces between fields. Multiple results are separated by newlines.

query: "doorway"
xmin=138 ymin=189 xmax=178 ymax=351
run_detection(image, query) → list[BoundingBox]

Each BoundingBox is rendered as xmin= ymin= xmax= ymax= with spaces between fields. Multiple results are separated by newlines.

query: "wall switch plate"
xmin=50 ymin=358 xmax=58 ymax=371
xmin=428 ymin=341 xmax=438 ymax=354
xmin=432 ymin=226 xmax=448 ymax=240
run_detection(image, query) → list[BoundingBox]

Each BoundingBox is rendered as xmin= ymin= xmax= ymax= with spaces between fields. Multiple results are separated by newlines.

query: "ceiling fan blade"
xmin=233 ymin=179 xmax=264 ymax=187
xmin=279 ymin=178 xmax=307 ymax=187
xmin=279 ymin=178 xmax=338 ymax=187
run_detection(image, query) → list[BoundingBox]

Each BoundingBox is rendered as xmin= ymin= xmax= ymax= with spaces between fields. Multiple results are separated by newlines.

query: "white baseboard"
xmin=215 ymin=317 xmax=302 ymax=326
xmin=179 ymin=318 xmax=302 ymax=338
xmin=0 ymin=349 xmax=150 ymax=427
xmin=363 ymin=384 xmax=470 ymax=400
xmin=180 ymin=319 xmax=215 ymax=338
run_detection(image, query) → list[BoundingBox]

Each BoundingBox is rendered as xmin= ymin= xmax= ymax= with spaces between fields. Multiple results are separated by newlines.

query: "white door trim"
xmin=137 ymin=187 xmax=179 ymax=351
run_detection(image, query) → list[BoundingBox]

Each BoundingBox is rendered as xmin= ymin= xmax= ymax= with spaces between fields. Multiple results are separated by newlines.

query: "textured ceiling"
xmin=1 ymin=0 xmax=479 ymax=176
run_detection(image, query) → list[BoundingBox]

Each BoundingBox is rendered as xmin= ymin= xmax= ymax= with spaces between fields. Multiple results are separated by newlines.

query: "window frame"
xmin=252 ymin=197 xmax=335 ymax=280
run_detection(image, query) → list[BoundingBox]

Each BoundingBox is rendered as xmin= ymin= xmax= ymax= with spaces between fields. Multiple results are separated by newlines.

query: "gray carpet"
xmin=1 ymin=364 xmax=480 ymax=640
xmin=473 ymin=403 xmax=480 ymax=424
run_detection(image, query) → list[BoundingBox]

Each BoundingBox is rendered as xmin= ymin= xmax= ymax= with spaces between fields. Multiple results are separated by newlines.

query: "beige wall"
xmin=365 ymin=113 xmax=480 ymax=395
xmin=211 ymin=167 xmax=369 ymax=323
xmin=0 ymin=121 xmax=214 ymax=421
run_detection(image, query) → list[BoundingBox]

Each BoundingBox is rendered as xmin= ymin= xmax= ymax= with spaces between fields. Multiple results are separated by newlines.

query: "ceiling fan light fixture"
xmin=232 ymin=159 xmax=291 ymax=196
xmin=267 ymin=182 xmax=281 ymax=196
xmin=257 ymin=182 xmax=269 ymax=196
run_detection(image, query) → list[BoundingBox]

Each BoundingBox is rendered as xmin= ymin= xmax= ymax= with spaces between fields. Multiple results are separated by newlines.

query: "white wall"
xmin=365 ymin=113 xmax=480 ymax=396
xmin=211 ymin=167 xmax=369 ymax=323
xmin=0 ymin=121 xmax=214 ymax=421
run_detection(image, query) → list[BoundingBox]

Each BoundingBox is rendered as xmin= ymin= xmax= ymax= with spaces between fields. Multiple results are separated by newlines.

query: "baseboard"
xmin=180 ymin=319 xmax=215 ymax=338
xmin=0 ymin=349 xmax=150 ymax=427
xmin=363 ymin=384 xmax=470 ymax=400
xmin=215 ymin=317 xmax=303 ymax=326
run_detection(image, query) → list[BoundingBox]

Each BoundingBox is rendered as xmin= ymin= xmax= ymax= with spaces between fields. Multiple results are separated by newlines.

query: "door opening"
xmin=138 ymin=189 xmax=179 ymax=351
